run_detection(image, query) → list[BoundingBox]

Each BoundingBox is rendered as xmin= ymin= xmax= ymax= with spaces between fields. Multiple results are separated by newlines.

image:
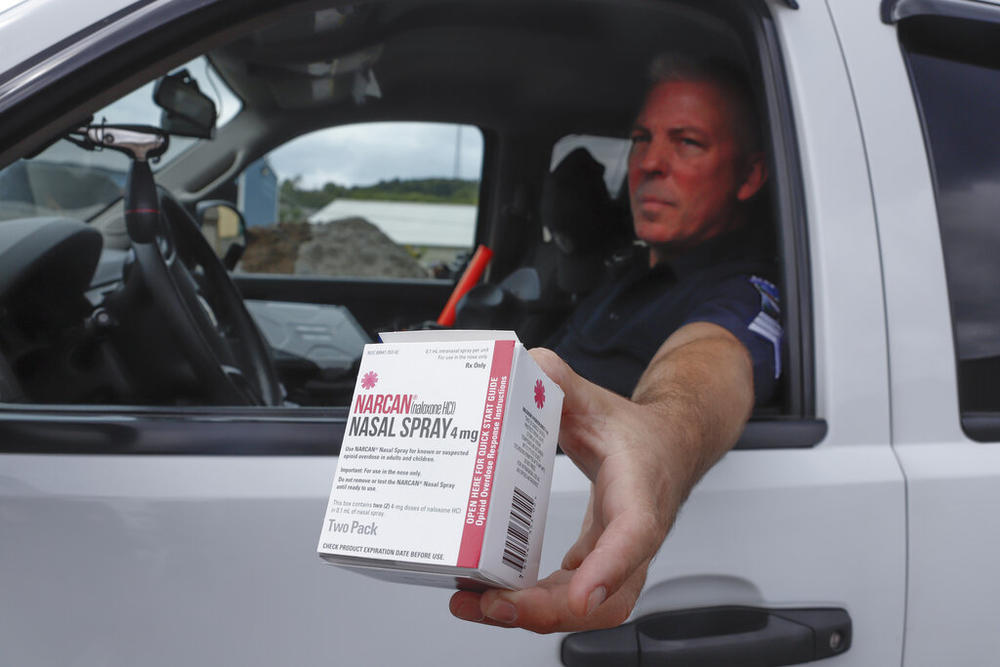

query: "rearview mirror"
xmin=154 ymin=69 xmax=217 ymax=139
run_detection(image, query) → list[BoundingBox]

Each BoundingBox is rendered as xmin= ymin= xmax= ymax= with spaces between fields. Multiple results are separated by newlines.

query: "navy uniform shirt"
xmin=552 ymin=224 xmax=782 ymax=403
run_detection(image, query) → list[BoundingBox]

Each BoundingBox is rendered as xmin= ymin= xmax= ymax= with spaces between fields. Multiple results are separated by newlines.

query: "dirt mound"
xmin=295 ymin=217 xmax=428 ymax=278
xmin=241 ymin=221 xmax=312 ymax=274
xmin=238 ymin=217 xmax=428 ymax=278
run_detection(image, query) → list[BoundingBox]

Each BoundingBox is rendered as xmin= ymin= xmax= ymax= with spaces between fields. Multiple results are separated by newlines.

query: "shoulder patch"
xmin=749 ymin=275 xmax=780 ymax=319
xmin=747 ymin=275 xmax=782 ymax=379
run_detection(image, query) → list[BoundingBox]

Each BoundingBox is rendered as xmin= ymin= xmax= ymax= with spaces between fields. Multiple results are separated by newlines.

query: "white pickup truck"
xmin=1 ymin=0 xmax=998 ymax=665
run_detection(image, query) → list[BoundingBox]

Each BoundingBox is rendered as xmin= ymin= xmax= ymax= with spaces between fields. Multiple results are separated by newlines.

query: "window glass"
xmin=239 ymin=122 xmax=484 ymax=280
xmin=903 ymin=19 xmax=1000 ymax=413
xmin=0 ymin=57 xmax=241 ymax=222
xmin=550 ymin=134 xmax=629 ymax=197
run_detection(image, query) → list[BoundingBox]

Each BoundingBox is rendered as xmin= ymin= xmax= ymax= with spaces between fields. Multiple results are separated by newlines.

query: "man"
xmin=551 ymin=55 xmax=779 ymax=403
xmin=450 ymin=55 xmax=779 ymax=632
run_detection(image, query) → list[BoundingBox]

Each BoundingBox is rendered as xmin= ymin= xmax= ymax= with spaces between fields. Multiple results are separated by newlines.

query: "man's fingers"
xmin=527 ymin=347 xmax=572 ymax=388
xmin=566 ymin=511 xmax=661 ymax=617
xmin=451 ymin=590 xmax=536 ymax=628
xmin=561 ymin=523 xmax=599 ymax=570
xmin=450 ymin=567 xmax=646 ymax=633
xmin=529 ymin=347 xmax=637 ymax=476
xmin=561 ymin=491 xmax=597 ymax=570
xmin=529 ymin=348 xmax=620 ymax=419
xmin=449 ymin=591 xmax=485 ymax=622
xmin=450 ymin=573 xmax=571 ymax=633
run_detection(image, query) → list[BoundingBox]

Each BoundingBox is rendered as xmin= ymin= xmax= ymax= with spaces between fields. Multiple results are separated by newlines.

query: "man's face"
xmin=627 ymin=79 xmax=761 ymax=257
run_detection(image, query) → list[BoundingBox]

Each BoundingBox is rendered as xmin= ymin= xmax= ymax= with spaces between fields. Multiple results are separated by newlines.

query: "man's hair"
xmin=646 ymin=53 xmax=763 ymax=159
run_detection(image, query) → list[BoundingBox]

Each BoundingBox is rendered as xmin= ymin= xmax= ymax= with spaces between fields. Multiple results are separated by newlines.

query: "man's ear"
xmin=736 ymin=152 xmax=768 ymax=201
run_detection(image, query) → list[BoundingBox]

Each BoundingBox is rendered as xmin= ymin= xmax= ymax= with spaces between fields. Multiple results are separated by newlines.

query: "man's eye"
xmin=630 ymin=132 xmax=649 ymax=144
xmin=680 ymin=138 xmax=703 ymax=148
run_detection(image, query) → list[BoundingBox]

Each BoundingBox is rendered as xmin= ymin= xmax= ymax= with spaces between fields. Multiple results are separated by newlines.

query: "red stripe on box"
xmin=456 ymin=340 xmax=515 ymax=568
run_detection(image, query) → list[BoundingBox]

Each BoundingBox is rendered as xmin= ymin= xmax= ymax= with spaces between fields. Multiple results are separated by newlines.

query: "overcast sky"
xmin=267 ymin=122 xmax=484 ymax=188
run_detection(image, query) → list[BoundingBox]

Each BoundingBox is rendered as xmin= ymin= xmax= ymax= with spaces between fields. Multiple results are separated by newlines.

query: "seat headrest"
xmin=541 ymin=148 xmax=614 ymax=254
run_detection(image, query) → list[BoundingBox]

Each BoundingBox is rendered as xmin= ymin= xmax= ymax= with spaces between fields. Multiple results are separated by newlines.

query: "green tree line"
xmin=280 ymin=176 xmax=479 ymax=213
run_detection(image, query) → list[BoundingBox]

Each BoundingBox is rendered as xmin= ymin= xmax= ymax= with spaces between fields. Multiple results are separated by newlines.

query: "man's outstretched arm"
xmin=449 ymin=321 xmax=754 ymax=633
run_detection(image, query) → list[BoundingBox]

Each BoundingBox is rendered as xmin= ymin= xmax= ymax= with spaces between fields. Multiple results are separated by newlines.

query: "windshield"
xmin=0 ymin=57 xmax=241 ymax=222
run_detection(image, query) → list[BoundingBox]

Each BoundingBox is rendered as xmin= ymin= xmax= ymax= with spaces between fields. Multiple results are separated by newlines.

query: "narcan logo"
xmin=360 ymin=370 xmax=379 ymax=390
xmin=534 ymin=379 xmax=546 ymax=408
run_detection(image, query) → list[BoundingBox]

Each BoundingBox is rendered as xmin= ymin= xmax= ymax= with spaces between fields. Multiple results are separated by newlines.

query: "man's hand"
xmin=451 ymin=347 xmax=679 ymax=631
xmin=450 ymin=323 xmax=754 ymax=633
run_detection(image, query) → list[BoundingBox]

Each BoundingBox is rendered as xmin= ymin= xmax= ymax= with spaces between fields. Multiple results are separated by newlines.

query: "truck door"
xmin=559 ymin=2 xmax=906 ymax=665
xmin=830 ymin=1 xmax=1000 ymax=664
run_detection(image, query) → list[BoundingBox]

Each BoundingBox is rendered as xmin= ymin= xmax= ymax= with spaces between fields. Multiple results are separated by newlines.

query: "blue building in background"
xmin=238 ymin=157 xmax=278 ymax=228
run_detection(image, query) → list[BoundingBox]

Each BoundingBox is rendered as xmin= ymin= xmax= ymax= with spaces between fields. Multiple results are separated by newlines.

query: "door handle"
xmin=561 ymin=605 xmax=851 ymax=666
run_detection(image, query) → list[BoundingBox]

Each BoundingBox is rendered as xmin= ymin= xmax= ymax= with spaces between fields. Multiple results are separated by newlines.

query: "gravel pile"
xmin=240 ymin=217 xmax=428 ymax=279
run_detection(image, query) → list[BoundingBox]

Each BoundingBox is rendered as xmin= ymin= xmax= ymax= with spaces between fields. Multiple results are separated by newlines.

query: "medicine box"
xmin=317 ymin=330 xmax=563 ymax=590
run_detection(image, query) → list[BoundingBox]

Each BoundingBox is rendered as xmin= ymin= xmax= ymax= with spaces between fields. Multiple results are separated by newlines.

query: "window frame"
xmin=0 ymin=0 xmax=823 ymax=454
xmin=898 ymin=9 xmax=1000 ymax=441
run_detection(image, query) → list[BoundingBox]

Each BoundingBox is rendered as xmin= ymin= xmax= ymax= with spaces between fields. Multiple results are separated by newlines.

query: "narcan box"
xmin=317 ymin=330 xmax=563 ymax=590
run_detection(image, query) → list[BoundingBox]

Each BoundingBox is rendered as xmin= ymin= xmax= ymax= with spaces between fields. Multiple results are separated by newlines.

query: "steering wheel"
xmin=127 ymin=165 xmax=282 ymax=406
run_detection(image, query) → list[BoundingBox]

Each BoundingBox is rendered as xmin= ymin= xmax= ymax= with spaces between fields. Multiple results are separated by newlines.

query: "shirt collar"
xmin=657 ymin=222 xmax=771 ymax=280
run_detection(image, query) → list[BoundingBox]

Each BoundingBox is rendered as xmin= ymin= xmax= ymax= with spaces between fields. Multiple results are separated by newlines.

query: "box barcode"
xmin=502 ymin=486 xmax=535 ymax=573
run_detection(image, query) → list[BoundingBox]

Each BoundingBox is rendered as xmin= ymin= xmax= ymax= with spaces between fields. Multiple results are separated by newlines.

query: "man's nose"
xmin=637 ymin=137 xmax=671 ymax=175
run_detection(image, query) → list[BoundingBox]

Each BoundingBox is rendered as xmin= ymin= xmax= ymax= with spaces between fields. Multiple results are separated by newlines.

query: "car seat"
xmin=454 ymin=148 xmax=630 ymax=346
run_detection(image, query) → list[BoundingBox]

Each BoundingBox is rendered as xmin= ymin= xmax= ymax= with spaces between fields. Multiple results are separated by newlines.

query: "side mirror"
xmin=197 ymin=201 xmax=247 ymax=270
xmin=154 ymin=69 xmax=217 ymax=139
